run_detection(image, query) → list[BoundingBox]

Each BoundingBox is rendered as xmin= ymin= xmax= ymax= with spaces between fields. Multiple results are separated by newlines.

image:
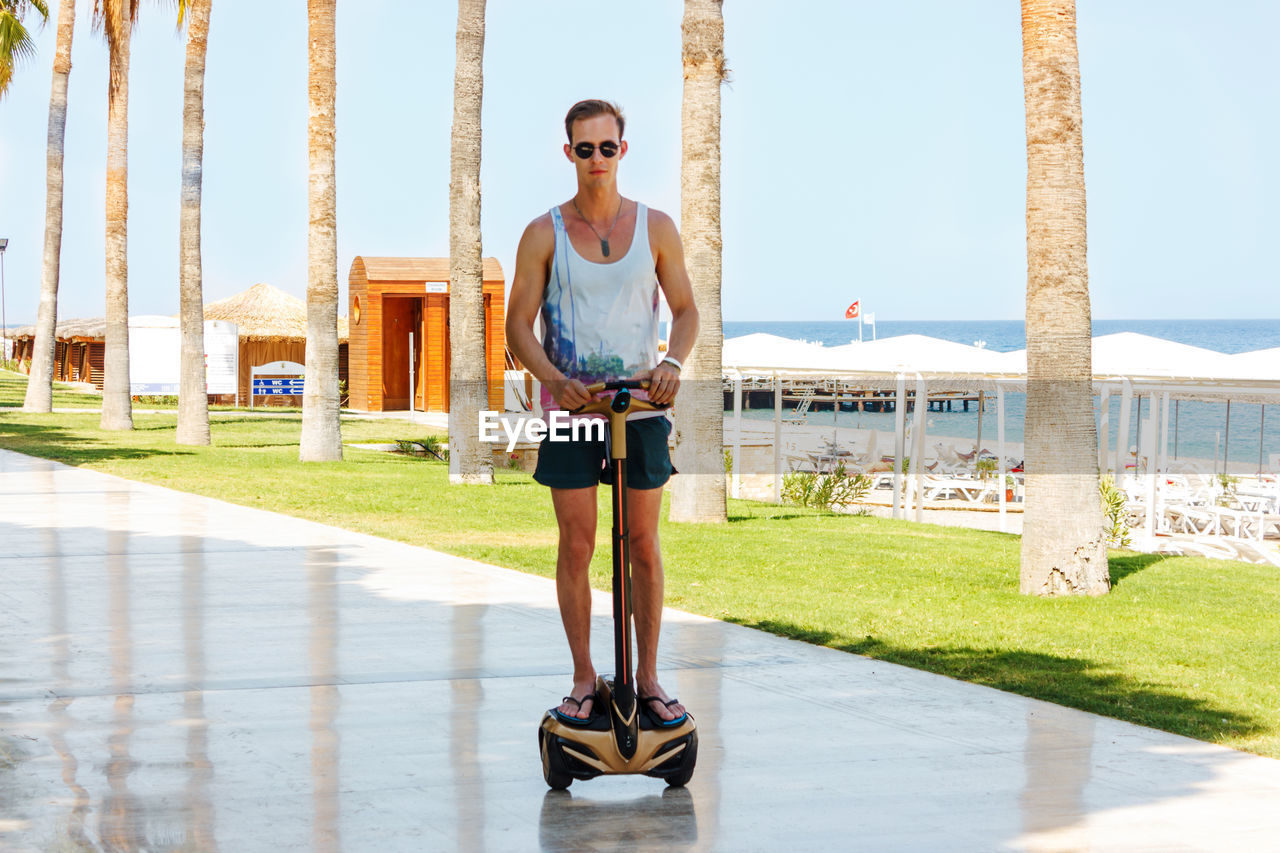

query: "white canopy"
xmin=1226 ymin=346 xmax=1280 ymax=383
xmin=994 ymin=333 xmax=1280 ymax=400
xmin=723 ymin=333 xmax=1016 ymax=381
xmin=1000 ymin=333 xmax=1237 ymax=380
xmin=823 ymin=334 xmax=1016 ymax=378
xmin=721 ymin=333 xmax=830 ymax=373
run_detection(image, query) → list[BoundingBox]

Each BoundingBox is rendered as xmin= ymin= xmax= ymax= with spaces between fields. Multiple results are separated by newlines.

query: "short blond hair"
xmin=564 ymin=99 xmax=625 ymax=143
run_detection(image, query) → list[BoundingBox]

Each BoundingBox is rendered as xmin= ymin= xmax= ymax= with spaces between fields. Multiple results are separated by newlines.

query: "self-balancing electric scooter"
xmin=538 ymin=380 xmax=698 ymax=789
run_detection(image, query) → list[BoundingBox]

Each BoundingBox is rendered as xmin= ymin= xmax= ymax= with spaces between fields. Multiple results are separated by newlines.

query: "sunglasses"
xmin=572 ymin=140 xmax=619 ymax=159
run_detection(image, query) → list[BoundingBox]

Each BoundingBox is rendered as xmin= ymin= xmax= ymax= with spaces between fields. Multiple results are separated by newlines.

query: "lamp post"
xmin=0 ymin=238 xmax=8 ymax=365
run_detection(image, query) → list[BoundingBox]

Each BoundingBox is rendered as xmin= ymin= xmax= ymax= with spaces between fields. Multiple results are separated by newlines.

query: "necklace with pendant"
xmin=572 ymin=196 xmax=624 ymax=258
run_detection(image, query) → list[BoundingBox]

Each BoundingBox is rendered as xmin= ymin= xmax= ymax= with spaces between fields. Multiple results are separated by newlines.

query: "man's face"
xmin=564 ymin=114 xmax=627 ymax=186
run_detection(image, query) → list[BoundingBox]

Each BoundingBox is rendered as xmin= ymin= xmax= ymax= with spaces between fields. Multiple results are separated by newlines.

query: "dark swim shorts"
xmin=533 ymin=415 xmax=674 ymax=490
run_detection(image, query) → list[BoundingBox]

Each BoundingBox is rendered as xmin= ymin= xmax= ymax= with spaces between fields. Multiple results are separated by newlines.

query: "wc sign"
xmin=250 ymin=360 xmax=306 ymax=409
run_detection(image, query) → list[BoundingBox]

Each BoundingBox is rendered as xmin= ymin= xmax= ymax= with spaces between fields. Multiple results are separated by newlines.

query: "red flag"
xmin=845 ymin=301 xmax=860 ymax=319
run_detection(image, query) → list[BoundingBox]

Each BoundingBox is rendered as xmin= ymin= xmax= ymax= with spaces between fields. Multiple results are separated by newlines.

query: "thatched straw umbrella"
xmin=205 ymin=282 xmax=307 ymax=340
xmin=203 ymin=283 xmax=348 ymax=404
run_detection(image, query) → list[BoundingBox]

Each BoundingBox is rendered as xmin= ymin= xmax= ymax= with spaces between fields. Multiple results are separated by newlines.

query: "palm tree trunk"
xmin=1020 ymin=0 xmax=1109 ymax=596
xmin=447 ymin=0 xmax=492 ymax=485
xmin=22 ymin=0 xmax=75 ymax=414
xmin=300 ymin=0 xmax=342 ymax=462
xmin=670 ymin=0 xmax=727 ymax=523
xmin=100 ymin=7 xmax=132 ymax=431
xmin=176 ymin=0 xmax=212 ymax=446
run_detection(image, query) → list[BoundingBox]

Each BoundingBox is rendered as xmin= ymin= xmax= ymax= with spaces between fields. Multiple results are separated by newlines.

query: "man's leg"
xmin=628 ymin=485 xmax=687 ymax=722
xmin=551 ymin=486 xmax=600 ymax=719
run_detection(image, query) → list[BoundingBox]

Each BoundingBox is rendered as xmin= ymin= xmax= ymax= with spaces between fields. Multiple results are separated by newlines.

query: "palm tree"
xmin=0 ymin=0 xmax=70 ymax=416
xmin=1020 ymin=0 xmax=1109 ymax=596
xmin=299 ymin=0 xmax=341 ymax=461
xmin=0 ymin=0 xmax=46 ymax=97
xmin=447 ymin=0 xmax=491 ymax=485
xmin=175 ymin=0 xmax=212 ymax=446
xmin=669 ymin=0 xmax=727 ymax=523
xmin=96 ymin=0 xmax=140 ymax=431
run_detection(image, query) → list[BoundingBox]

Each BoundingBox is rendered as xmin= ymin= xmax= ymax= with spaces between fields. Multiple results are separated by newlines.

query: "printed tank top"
xmin=540 ymin=202 xmax=662 ymax=416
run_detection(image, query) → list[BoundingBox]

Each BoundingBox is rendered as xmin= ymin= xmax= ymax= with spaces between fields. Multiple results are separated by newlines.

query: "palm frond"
xmin=92 ymin=0 xmax=142 ymax=101
xmin=0 ymin=5 xmax=42 ymax=99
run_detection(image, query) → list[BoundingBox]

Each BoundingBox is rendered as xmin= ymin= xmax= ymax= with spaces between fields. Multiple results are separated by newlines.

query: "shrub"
xmin=1099 ymin=473 xmax=1131 ymax=548
xmin=782 ymin=461 xmax=871 ymax=512
xmin=395 ymin=435 xmax=448 ymax=462
xmin=1216 ymin=473 xmax=1239 ymax=507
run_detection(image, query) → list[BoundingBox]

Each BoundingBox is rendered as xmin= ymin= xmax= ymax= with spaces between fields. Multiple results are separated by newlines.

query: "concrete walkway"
xmin=1 ymin=447 xmax=1278 ymax=852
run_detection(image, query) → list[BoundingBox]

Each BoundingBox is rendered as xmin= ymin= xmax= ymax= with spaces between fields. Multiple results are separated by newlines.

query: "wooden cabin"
xmin=347 ymin=257 xmax=506 ymax=412
xmin=10 ymin=319 xmax=105 ymax=388
xmin=12 ymin=286 xmax=349 ymax=406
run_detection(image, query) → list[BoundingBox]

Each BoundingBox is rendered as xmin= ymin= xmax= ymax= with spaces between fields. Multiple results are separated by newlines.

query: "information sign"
xmin=249 ymin=360 xmax=306 ymax=410
xmin=204 ymin=321 xmax=239 ymax=396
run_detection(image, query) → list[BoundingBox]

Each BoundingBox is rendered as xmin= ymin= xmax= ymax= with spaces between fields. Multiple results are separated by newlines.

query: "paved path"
xmin=1 ymin=447 xmax=1278 ymax=851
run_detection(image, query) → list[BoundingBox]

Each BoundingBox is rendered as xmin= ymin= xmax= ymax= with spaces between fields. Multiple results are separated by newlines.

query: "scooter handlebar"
xmin=582 ymin=379 xmax=648 ymax=394
xmin=572 ymin=379 xmax=670 ymax=414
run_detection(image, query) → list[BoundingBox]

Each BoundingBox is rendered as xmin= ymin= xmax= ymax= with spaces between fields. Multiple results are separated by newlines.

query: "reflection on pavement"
xmin=1021 ymin=706 xmax=1096 ymax=852
xmin=538 ymin=786 xmax=698 ymax=853
xmin=183 ymin=533 xmax=216 ymax=851
xmin=99 ymin=502 xmax=143 ymax=849
xmin=46 ymin=522 xmax=92 ymax=849
xmin=452 ymin=603 xmax=487 ymax=850
xmin=309 ymin=546 xmax=342 ymax=853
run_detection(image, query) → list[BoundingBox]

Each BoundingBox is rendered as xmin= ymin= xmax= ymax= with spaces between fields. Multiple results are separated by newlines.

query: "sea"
xmin=718 ymin=319 xmax=1280 ymax=469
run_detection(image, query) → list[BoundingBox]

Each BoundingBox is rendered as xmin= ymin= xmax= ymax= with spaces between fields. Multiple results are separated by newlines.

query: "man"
xmin=506 ymin=99 xmax=699 ymax=724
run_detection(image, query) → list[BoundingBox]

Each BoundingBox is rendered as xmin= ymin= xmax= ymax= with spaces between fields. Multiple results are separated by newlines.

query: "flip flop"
xmin=554 ymin=693 xmax=597 ymax=726
xmin=640 ymin=695 xmax=688 ymax=727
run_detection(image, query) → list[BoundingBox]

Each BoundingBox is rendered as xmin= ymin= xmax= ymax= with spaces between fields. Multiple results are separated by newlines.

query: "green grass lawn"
xmin=2 ymin=375 xmax=1278 ymax=759
xmin=1 ymin=367 xmax=106 ymax=408
xmin=0 ymin=368 xmax=263 ymax=412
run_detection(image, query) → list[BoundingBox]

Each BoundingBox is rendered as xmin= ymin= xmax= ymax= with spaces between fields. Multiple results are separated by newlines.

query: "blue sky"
xmin=0 ymin=0 xmax=1276 ymax=326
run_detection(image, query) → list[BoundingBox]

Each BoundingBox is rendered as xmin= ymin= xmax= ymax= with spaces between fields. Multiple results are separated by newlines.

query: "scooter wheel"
xmin=664 ymin=731 xmax=698 ymax=788
xmin=539 ymin=726 xmax=573 ymax=790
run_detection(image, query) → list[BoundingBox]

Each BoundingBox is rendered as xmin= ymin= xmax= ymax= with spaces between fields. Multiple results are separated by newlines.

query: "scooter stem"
xmin=572 ymin=381 xmax=667 ymax=754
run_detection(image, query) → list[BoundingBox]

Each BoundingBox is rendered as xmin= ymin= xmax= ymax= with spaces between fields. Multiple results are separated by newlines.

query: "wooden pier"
xmin=723 ymin=379 xmax=985 ymax=414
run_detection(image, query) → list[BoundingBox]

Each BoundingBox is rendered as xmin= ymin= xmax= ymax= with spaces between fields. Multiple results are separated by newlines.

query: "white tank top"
xmin=540 ymin=202 xmax=662 ymax=416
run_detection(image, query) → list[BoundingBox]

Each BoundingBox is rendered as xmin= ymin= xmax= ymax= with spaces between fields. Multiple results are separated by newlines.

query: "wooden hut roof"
xmin=13 ymin=284 xmax=349 ymax=343
xmin=352 ymin=256 xmax=504 ymax=284
xmin=203 ymin=283 xmax=349 ymax=342
xmin=11 ymin=318 xmax=106 ymax=341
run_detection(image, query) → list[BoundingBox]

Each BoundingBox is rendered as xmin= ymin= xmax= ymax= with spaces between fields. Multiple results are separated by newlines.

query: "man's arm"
xmin=505 ymin=215 xmax=592 ymax=411
xmin=643 ymin=209 xmax=699 ymax=405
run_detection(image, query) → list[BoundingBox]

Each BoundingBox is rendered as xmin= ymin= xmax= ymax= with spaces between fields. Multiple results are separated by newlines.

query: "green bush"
xmin=782 ymin=461 xmax=871 ymax=512
xmin=1099 ymin=473 xmax=1131 ymax=548
xmin=395 ymin=435 xmax=448 ymax=462
xmin=1216 ymin=473 xmax=1239 ymax=507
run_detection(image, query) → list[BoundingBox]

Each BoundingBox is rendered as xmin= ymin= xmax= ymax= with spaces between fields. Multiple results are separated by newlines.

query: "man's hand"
xmin=636 ymin=362 xmax=681 ymax=406
xmin=550 ymin=376 xmax=592 ymax=411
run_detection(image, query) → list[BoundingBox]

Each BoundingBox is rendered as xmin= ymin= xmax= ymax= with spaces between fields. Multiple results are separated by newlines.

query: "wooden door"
xmin=381 ymin=296 xmax=415 ymax=409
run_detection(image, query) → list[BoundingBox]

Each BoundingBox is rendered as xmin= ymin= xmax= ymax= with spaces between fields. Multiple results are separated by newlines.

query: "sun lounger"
xmin=1162 ymin=503 xmax=1265 ymax=541
xmin=922 ymin=475 xmax=996 ymax=504
xmin=1150 ymin=536 xmax=1244 ymax=562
